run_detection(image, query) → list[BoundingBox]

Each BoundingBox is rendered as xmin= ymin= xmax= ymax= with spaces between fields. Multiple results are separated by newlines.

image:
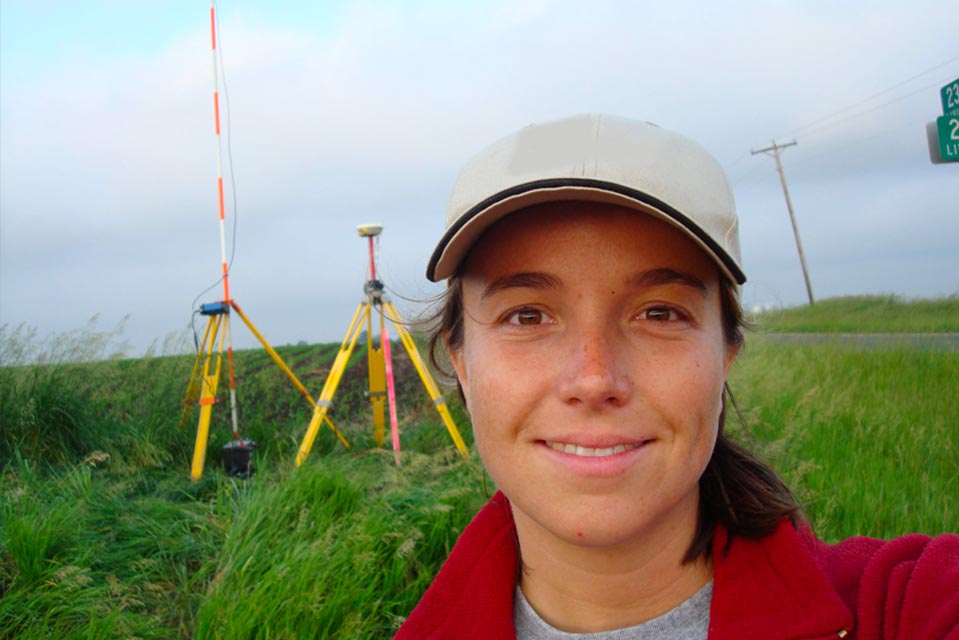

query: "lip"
xmin=545 ymin=441 xmax=643 ymax=457
xmin=537 ymin=437 xmax=654 ymax=477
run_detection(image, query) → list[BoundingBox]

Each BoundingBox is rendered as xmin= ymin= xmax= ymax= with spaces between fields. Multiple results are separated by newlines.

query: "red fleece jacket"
xmin=395 ymin=492 xmax=959 ymax=639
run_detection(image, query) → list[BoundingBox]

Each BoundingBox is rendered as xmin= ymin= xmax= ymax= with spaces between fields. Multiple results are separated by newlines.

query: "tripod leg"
xmin=230 ymin=300 xmax=318 ymax=410
xmin=232 ymin=300 xmax=352 ymax=446
xmin=368 ymin=305 xmax=387 ymax=446
xmin=180 ymin=315 xmax=215 ymax=429
xmin=295 ymin=303 xmax=367 ymax=466
xmin=383 ymin=302 xmax=470 ymax=459
xmin=192 ymin=314 xmax=225 ymax=480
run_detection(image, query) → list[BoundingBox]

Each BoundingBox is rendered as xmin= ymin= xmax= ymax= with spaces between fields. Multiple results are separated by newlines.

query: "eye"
xmin=503 ymin=307 xmax=553 ymax=326
xmin=640 ymin=306 xmax=688 ymax=323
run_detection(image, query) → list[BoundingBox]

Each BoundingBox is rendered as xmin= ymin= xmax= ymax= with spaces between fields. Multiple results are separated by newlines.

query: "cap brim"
xmin=427 ymin=179 xmax=747 ymax=285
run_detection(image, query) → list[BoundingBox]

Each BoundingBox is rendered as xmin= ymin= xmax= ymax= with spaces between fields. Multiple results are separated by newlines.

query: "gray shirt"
xmin=514 ymin=581 xmax=712 ymax=640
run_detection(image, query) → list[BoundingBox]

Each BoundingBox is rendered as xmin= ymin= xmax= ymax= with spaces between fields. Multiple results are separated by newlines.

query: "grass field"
xmin=751 ymin=294 xmax=959 ymax=333
xmin=730 ymin=336 xmax=957 ymax=540
xmin=1 ymin=295 xmax=957 ymax=638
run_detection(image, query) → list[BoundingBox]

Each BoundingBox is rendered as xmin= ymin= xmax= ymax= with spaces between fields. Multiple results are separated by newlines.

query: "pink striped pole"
xmin=367 ymin=236 xmax=376 ymax=281
xmin=382 ymin=327 xmax=401 ymax=465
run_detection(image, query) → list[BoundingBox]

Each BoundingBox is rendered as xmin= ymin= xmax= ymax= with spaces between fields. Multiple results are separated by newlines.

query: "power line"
xmin=735 ymin=60 xmax=959 ymax=185
xmin=779 ymin=113 xmax=930 ymax=175
xmin=795 ymin=73 xmax=956 ymax=143
xmin=731 ymin=57 xmax=958 ymax=184
xmin=780 ymin=55 xmax=959 ymax=141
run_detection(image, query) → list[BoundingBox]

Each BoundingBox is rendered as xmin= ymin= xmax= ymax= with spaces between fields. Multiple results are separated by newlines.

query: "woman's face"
xmin=449 ymin=202 xmax=738 ymax=553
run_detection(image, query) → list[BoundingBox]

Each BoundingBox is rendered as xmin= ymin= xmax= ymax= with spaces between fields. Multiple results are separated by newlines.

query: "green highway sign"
xmin=943 ymin=77 xmax=959 ymax=117
xmin=937 ymin=115 xmax=959 ymax=162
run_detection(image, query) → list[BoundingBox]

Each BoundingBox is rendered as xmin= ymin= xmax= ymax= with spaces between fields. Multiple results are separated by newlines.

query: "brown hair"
xmin=428 ymin=275 xmax=800 ymax=562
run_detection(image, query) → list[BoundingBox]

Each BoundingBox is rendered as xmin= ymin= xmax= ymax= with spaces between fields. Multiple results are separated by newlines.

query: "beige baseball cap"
xmin=427 ymin=114 xmax=745 ymax=284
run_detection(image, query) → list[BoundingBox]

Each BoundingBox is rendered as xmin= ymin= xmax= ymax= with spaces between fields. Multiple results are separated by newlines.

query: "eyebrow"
xmin=479 ymin=268 xmax=707 ymax=300
xmin=629 ymin=268 xmax=708 ymax=296
xmin=481 ymin=272 xmax=562 ymax=300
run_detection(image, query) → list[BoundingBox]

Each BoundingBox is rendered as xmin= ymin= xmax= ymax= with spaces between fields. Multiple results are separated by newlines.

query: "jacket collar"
xmin=395 ymin=492 xmax=518 ymax=639
xmin=711 ymin=520 xmax=853 ymax=638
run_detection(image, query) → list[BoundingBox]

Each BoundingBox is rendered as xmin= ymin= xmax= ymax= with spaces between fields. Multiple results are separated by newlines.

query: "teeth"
xmin=547 ymin=441 xmax=640 ymax=457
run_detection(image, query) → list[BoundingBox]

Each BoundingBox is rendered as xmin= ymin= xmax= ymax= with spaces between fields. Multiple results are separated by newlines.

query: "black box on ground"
xmin=222 ymin=439 xmax=256 ymax=478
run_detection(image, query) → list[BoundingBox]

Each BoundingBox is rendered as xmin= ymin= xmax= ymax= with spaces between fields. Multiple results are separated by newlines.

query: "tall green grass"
xmin=0 ymin=455 xmax=222 ymax=638
xmin=194 ymin=451 xmax=487 ymax=638
xmin=730 ymin=336 xmax=958 ymax=541
xmin=0 ymin=319 xmax=193 ymax=470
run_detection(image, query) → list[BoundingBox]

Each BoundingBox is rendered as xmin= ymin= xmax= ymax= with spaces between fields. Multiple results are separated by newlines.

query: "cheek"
xmin=457 ymin=357 xmax=508 ymax=477
xmin=689 ymin=354 xmax=726 ymax=461
xmin=452 ymin=338 xmax=494 ymax=424
xmin=455 ymin=338 xmax=541 ymax=450
xmin=666 ymin=348 xmax=726 ymax=398
xmin=458 ymin=348 xmax=506 ymax=421
xmin=661 ymin=350 xmax=726 ymax=449
xmin=457 ymin=322 xmax=516 ymax=396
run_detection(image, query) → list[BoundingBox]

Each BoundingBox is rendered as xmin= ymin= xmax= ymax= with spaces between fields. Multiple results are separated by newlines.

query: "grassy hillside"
xmin=751 ymin=294 xmax=959 ymax=333
xmin=1 ymin=295 xmax=956 ymax=638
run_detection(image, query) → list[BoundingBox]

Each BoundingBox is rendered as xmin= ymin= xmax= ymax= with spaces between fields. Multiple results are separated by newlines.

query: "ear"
xmin=446 ymin=335 xmax=470 ymax=407
xmin=722 ymin=340 xmax=741 ymax=379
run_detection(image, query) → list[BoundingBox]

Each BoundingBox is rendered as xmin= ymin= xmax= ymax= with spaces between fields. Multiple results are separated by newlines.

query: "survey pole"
xmin=752 ymin=140 xmax=815 ymax=305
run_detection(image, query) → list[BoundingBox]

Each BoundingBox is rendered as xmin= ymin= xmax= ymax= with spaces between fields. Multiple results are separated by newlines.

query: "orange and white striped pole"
xmin=210 ymin=0 xmax=239 ymax=439
xmin=210 ymin=1 xmax=230 ymax=305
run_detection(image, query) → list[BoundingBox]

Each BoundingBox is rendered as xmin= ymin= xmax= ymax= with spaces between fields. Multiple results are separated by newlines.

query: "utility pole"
xmin=751 ymin=140 xmax=815 ymax=305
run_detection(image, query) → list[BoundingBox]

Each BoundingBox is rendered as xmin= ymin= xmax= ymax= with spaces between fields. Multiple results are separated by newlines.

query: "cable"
xmin=783 ymin=113 xmax=931 ymax=174
xmin=780 ymin=55 xmax=959 ymax=141
xmin=736 ymin=58 xmax=959 ymax=186
xmin=795 ymin=73 xmax=956 ymax=143
xmin=723 ymin=151 xmax=751 ymax=172
xmin=214 ymin=0 xmax=240 ymax=273
xmin=731 ymin=160 xmax=776 ymax=187
xmin=189 ymin=282 xmax=224 ymax=354
xmin=191 ymin=309 xmax=202 ymax=353
xmin=187 ymin=1 xmax=241 ymax=336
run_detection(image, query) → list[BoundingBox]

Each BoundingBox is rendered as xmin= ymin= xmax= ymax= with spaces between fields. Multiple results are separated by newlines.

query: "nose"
xmin=557 ymin=325 xmax=632 ymax=410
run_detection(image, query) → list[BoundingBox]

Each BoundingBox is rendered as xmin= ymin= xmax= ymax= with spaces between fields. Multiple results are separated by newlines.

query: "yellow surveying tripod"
xmin=294 ymin=224 xmax=469 ymax=467
xmin=181 ymin=299 xmax=348 ymax=480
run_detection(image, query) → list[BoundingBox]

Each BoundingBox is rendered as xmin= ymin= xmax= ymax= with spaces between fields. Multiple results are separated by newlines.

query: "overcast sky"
xmin=2 ymin=1 xmax=957 ymax=358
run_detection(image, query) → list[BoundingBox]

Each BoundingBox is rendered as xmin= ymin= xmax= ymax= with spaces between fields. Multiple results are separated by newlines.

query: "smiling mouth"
xmin=544 ymin=441 xmax=646 ymax=457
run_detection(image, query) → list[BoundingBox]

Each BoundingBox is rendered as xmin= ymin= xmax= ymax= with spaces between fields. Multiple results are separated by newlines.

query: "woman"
xmin=395 ymin=115 xmax=959 ymax=639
